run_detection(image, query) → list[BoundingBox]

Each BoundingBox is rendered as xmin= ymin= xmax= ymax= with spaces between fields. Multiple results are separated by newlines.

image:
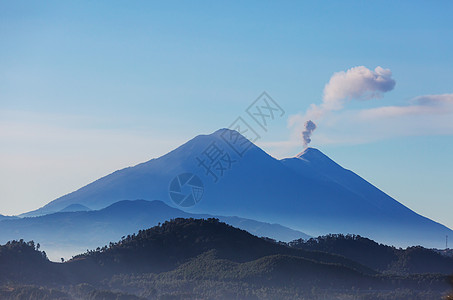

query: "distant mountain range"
xmin=0 ymin=218 xmax=450 ymax=300
xmin=0 ymin=214 xmax=17 ymax=221
xmin=58 ymin=203 xmax=91 ymax=212
xmin=0 ymin=200 xmax=309 ymax=261
xmin=15 ymin=129 xmax=453 ymax=248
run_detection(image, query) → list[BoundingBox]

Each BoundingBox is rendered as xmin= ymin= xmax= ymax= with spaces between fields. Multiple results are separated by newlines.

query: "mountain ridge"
xmin=0 ymin=218 xmax=450 ymax=300
xmin=1 ymin=199 xmax=310 ymax=261
xmin=15 ymin=129 xmax=453 ymax=248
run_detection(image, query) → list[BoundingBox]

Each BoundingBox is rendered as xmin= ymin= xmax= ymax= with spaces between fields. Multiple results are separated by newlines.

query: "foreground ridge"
xmin=0 ymin=218 xmax=451 ymax=299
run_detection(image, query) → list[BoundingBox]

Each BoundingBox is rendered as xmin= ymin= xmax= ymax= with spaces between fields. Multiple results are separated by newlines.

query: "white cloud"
xmin=321 ymin=66 xmax=396 ymax=112
xmin=320 ymin=93 xmax=453 ymax=143
xmin=271 ymin=93 xmax=453 ymax=157
xmin=359 ymin=94 xmax=453 ymax=119
xmin=290 ymin=66 xmax=397 ymax=148
xmin=412 ymin=93 xmax=453 ymax=106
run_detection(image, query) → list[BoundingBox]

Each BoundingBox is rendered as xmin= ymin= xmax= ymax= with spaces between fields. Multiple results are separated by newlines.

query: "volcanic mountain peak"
xmin=15 ymin=128 xmax=453 ymax=248
xmin=297 ymin=147 xmax=335 ymax=163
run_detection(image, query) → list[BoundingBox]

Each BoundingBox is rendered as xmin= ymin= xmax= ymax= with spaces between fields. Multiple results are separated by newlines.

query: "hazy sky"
xmin=1 ymin=1 xmax=453 ymax=229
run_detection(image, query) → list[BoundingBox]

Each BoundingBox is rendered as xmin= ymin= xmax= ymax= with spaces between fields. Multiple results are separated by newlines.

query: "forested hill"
xmin=0 ymin=218 xmax=451 ymax=299
xmin=0 ymin=240 xmax=58 ymax=284
xmin=289 ymin=234 xmax=453 ymax=275
xmin=69 ymin=218 xmax=373 ymax=276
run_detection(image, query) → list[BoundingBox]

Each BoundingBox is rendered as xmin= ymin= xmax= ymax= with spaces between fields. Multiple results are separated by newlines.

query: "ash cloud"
xmin=302 ymin=120 xmax=317 ymax=148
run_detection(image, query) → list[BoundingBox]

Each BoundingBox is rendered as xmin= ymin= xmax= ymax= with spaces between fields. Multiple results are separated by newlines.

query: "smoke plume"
xmin=302 ymin=120 xmax=317 ymax=148
xmin=298 ymin=66 xmax=396 ymax=147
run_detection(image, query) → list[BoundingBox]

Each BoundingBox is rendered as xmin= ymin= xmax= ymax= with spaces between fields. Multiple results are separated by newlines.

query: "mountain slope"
xmin=68 ymin=218 xmax=375 ymax=276
xmin=20 ymin=129 xmax=452 ymax=248
xmin=0 ymin=214 xmax=17 ymax=221
xmin=0 ymin=219 xmax=450 ymax=299
xmin=280 ymin=147 xmax=452 ymax=247
xmin=0 ymin=240 xmax=57 ymax=285
xmin=59 ymin=204 xmax=91 ymax=212
xmin=289 ymin=234 xmax=453 ymax=275
xmin=0 ymin=200 xmax=309 ymax=261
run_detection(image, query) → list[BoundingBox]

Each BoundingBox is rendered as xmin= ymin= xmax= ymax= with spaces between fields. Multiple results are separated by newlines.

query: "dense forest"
xmin=0 ymin=218 xmax=452 ymax=299
xmin=289 ymin=234 xmax=453 ymax=274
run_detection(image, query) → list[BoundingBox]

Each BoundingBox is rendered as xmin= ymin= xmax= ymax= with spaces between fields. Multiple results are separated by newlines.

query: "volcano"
xmin=19 ymin=129 xmax=452 ymax=248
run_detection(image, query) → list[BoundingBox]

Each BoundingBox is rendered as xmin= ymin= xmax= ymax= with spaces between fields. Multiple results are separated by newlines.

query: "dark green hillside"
xmin=290 ymin=234 xmax=396 ymax=271
xmin=163 ymin=250 xmax=370 ymax=288
xmin=0 ymin=219 xmax=451 ymax=299
xmin=0 ymin=240 xmax=58 ymax=285
xmin=391 ymin=246 xmax=453 ymax=274
xmin=69 ymin=218 xmax=374 ymax=276
xmin=290 ymin=234 xmax=453 ymax=274
xmin=103 ymin=249 xmax=450 ymax=300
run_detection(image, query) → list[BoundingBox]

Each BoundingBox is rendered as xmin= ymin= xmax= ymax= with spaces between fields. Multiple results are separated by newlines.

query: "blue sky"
xmin=1 ymin=1 xmax=453 ymax=229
